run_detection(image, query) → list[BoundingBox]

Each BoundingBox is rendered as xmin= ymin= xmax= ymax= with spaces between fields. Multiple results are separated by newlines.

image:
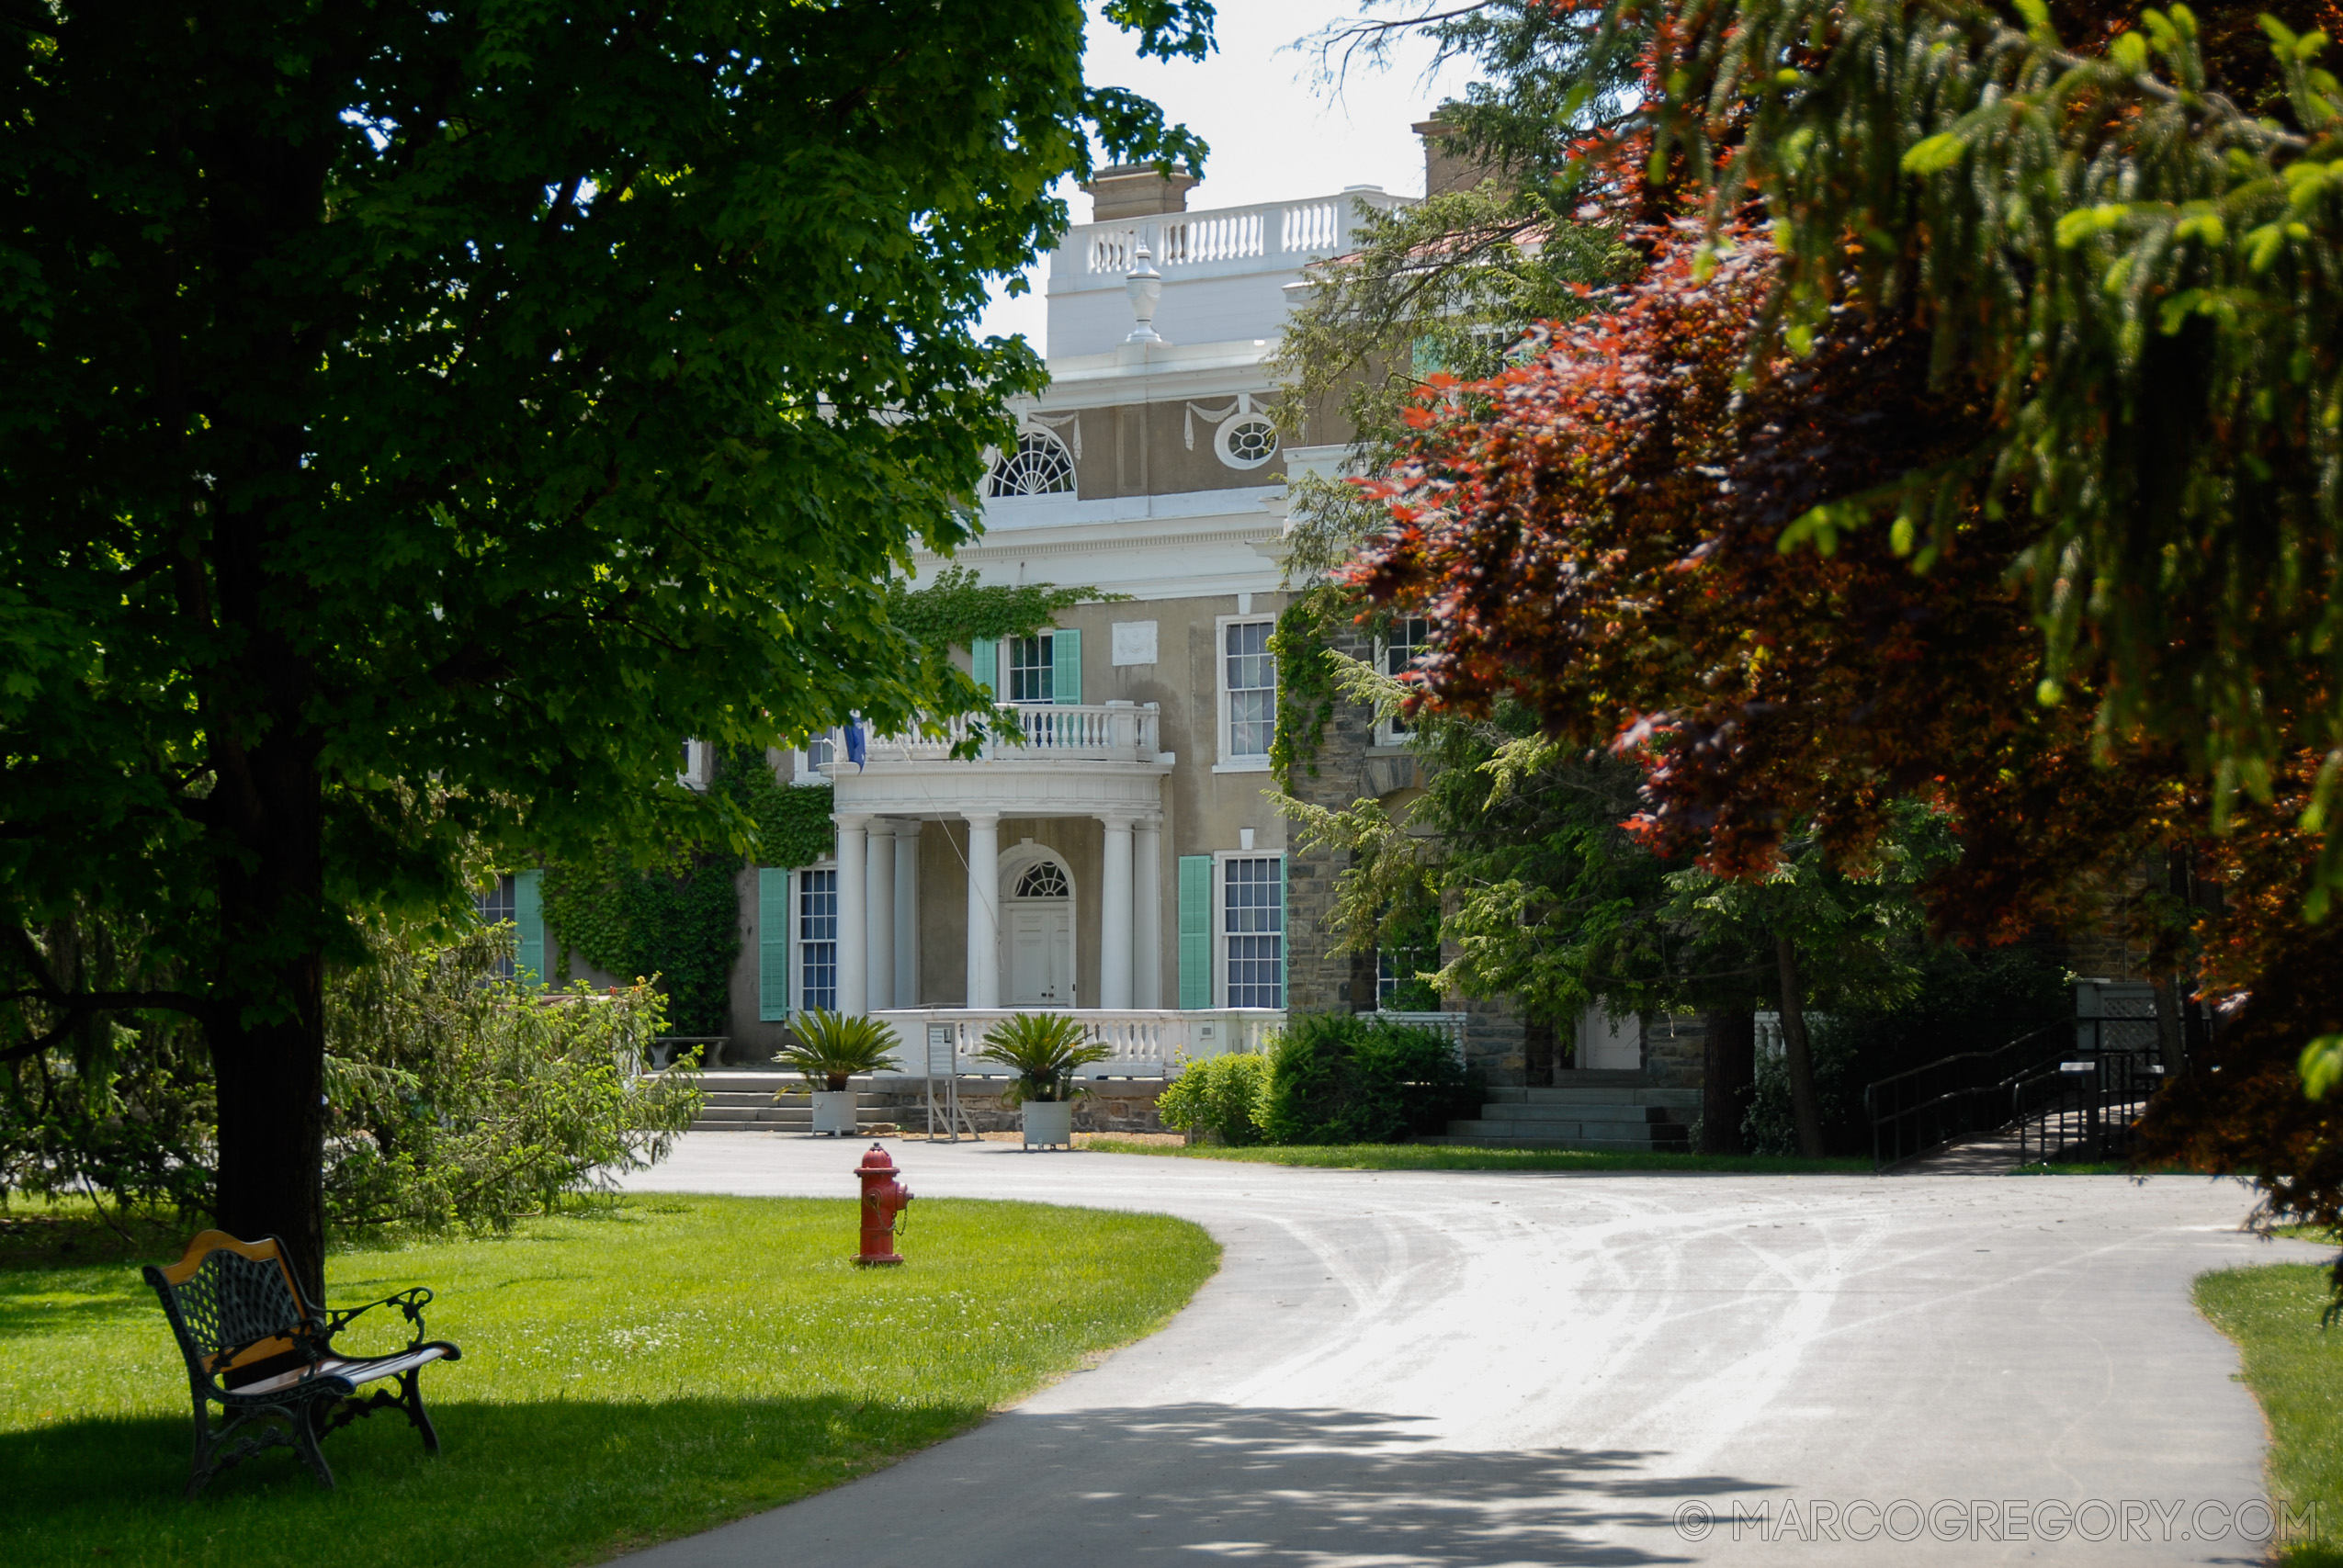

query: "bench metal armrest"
xmin=325 ymin=1287 xmax=434 ymax=1349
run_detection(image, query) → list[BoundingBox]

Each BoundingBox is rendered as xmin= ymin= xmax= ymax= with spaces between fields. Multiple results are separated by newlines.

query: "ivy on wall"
xmin=540 ymin=752 xmax=836 ymax=1037
xmin=1269 ymin=588 xmax=1345 ymax=793
xmin=541 ymin=851 xmax=741 ymax=1037
xmin=717 ymin=746 xmax=835 ymax=868
xmin=888 ymin=564 xmax=1123 ymax=649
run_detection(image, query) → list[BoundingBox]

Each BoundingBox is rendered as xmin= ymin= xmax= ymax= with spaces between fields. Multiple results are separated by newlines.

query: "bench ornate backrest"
xmin=143 ymin=1231 xmax=320 ymax=1390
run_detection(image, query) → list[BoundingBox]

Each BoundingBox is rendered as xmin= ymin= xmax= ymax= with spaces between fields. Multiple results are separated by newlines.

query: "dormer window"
xmin=984 ymin=431 xmax=1076 ymax=498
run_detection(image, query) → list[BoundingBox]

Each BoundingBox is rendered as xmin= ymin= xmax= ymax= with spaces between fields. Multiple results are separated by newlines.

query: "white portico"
xmin=820 ymin=703 xmax=1172 ymax=1015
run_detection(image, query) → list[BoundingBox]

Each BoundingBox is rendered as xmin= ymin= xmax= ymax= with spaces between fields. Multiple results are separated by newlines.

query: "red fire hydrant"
xmin=854 ymin=1143 xmax=911 ymax=1267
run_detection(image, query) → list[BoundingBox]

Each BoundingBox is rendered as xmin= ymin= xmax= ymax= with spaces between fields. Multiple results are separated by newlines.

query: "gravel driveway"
xmin=617 ymin=1134 xmax=2326 ymax=1566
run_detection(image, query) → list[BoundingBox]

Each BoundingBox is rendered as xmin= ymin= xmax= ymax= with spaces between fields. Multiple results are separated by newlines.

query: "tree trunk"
xmin=1774 ymin=935 xmax=1826 ymax=1158
xmin=194 ymin=116 xmax=338 ymax=1307
xmin=1523 ymin=1015 xmax=1556 ymax=1087
xmin=1701 ymin=1009 xmax=1756 ymax=1154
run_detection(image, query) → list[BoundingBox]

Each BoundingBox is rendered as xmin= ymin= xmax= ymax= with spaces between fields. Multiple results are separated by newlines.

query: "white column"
xmin=1100 ymin=813 xmax=1136 ymax=1009
xmin=866 ymin=821 xmax=896 ymax=1013
xmin=964 ymin=811 xmax=1001 ymax=1009
xmin=894 ymin=820 xmax=921 ymax=1009
xmin=835 ymin=814 xmax=868 ymax=1016
xmin=1134 ymin=814 xmax=1162 ymax=1008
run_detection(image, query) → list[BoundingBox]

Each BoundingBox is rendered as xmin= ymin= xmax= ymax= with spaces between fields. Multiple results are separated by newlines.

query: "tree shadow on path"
xmin=665 ymin=1402 xmax=1775 ymax=1567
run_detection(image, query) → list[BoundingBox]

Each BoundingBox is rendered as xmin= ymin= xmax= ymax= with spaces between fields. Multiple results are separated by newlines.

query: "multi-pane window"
xmin=798 ymin=869 xmax=839 ymax=1014
xmin=1225 ymin=856 xmax=1284 ymax=1008
xmin=1008 ymin=633 xmax=1055 ymax=704
xmin=1225 ymin=621 xmax=1276 ymax=758
xmin=1380 ymin=616 xmax=1429 ymax=740
xmin=475 ymin=874 xmax=517 ymax=980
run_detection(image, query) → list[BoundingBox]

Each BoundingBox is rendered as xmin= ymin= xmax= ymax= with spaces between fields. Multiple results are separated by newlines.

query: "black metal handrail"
xmin=2010 ymin=1022 xmax=2170 ymax=1165
xmin=1865 ymin=1025 xmax=2065 ymax=1170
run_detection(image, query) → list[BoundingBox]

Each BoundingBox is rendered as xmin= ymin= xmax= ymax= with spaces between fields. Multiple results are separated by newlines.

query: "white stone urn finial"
xmin=1125 ymin=239 xmax=1164 ymax=344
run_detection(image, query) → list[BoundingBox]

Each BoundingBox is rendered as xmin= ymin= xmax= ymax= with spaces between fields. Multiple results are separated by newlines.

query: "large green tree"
xmin=0 ymin=0 xmax=1210 ymax=1291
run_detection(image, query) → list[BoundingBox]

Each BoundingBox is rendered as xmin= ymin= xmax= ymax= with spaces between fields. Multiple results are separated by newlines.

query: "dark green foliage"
xmin=1741 ymin=943 xmax=2072 ymax=1156
xmin=1153 ymin=1052 xmax=1270 ymax=1145
xmin=716 ymin=747 xmax=835 ymax=871
xmin=0 ymin=909 xmax=215 ymax=1219
xmin=1646 ymin=0 xmax=2343 ymax=887
xmin=323 ymin=919 xmax=696 ymax=1232
xmin=1260 ymin=1014 xmax=1482 ymax=1145
xmin=0 ymin=0 xmax=1214 ymax=1275
xmin=540 ymin=852 xmax=741 ymax=1037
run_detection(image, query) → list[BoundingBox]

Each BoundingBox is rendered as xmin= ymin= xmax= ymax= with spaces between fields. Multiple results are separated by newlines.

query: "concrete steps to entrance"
xmin=1429 ymin=1078 xmax=1696 ymax=1152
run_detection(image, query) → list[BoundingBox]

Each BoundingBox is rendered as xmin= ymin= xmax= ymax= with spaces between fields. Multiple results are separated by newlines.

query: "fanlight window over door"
xmin=1014 ymin=862 xmax=1070 ymax=898
xmin=985 ymin=432 xmax=1076 ymax=498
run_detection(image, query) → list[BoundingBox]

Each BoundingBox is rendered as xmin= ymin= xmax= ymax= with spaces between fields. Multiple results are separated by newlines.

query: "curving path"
xmin=618 ymin=1135 xmax=2325 ymax=1566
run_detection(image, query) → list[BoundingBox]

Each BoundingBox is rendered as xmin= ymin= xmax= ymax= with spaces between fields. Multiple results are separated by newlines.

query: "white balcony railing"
xmin=821 ymin=702 xmax=1162 ymax=768
xmin=1072 ymin=192 xmax=1402 ymax=283
xmin=871 ymin=1008 xmax=1285 ymax=1080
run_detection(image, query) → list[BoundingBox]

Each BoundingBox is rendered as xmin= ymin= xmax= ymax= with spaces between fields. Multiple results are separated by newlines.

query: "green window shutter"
xmin=1276 ymin=854 xmax=1288 ymax=1010
xmin=1052 ymin=626 xmax=1081 ymax=705
xmin=1178 ymin=855 xmax=1214 ymax=1010
xmin=758 ymin=867 xmax=791 ymax=1022
xmin=971 ymin=637 xmax=998 ymax=697
xmin=513 ymin=869 xmax=546 ymax=987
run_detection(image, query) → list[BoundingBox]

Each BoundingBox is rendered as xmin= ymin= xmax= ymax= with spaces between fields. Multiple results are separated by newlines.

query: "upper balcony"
xmin=818 ymin=702 xmax=1173 ymax=818
xmin=1045 ymin=188 xmax=1411 ymax=358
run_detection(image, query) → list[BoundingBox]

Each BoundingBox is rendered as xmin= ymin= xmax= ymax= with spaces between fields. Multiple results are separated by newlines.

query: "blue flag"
xmin=844 ymin=717 xmax=866 ymax=771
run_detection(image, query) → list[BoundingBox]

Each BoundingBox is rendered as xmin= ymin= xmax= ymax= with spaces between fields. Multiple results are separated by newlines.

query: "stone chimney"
xmin=1414 ymin=118 xmax=1481 ymax=197
xmin=1083 ymin=164 xmax=1200 ymax=221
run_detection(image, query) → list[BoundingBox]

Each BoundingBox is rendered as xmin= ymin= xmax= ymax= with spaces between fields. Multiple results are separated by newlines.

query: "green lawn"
xmin=2197 ymin=1263 xmax=2343 ymax=1565
xmin=0 ymin=1194 xmax=1217 ymax=1568
xmin=1081 ymin=1138 xmax=1871 ymax=1174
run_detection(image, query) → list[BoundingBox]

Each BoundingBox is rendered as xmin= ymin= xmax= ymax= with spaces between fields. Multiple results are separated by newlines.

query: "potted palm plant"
xmin=975 ymin=1012 xmax=1113 ymax=1149
xmin=775 ymin=1010 xmax=900 ymax=1135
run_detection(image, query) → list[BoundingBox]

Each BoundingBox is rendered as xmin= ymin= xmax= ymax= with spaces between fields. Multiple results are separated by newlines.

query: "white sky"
xmin=974 ymin=2 xmax=1480 ymax=355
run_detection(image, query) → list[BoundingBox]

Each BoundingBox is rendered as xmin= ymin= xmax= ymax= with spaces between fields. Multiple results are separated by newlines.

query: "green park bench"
xmin=143 ymin=1229 xmax=461 ymax=1495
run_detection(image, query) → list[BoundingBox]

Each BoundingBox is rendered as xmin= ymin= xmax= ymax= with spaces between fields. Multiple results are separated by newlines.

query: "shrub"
xmin=776 ymin=1010 xmax=900 ymax=1092
xmin=1156 ymin=1052 xmax=1270 ymax=1145
xmin=1259 ymin=1013 xmax=1481 ymax=1145
xmin=974 ymin=1012 xmax=1112 ymax=1106
xmin=323 ymin=919 xmax=700 ymax=1232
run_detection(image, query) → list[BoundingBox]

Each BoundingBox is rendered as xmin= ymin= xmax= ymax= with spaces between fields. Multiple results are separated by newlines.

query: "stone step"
xmin=1485 ymin=1085 xmax=1701 ymax=1109
xmin=1471 ymin=1102 xmax=1684 ymax=1124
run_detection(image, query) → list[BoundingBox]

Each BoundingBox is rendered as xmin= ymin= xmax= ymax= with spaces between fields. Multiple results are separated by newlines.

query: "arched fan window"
xmin=1014 ymin=862 xmax=1070 ymax=898
xmin=984 ymin=431 xmax=1076 ymax=498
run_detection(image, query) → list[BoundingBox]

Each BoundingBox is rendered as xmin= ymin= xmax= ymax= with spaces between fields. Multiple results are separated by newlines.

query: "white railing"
xmin=1370 ymin=1010 xmax=1468 ymax=1059
xmin=871 ymin=1008 xmax=1285 ymax=1080
xmin=1075 ymin=192 xmax=1400 ymax=280
xmin=822 ymin=703 xmax=1162 ymax=768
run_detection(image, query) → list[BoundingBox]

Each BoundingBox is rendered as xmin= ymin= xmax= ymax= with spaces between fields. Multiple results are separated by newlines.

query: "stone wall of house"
xmin=1645 ymin=1013 xmax=1706 ymax=1089
xmin=1283 ymin=622 xmax=1412 ymax=1015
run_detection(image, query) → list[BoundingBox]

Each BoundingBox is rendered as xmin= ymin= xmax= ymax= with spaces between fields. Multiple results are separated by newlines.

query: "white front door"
xmin=1577 ymin=1004 xmax=1643 ymax=1071
xmin=1007 ymin=906 xmax=1073 ymax=1006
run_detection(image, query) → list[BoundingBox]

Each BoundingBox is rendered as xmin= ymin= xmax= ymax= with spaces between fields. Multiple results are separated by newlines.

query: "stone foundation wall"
xmin=860 ymin=1078 xmax=1169 ymax=1134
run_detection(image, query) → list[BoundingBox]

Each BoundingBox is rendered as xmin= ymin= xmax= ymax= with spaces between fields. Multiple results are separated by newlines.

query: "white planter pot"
xmin=810 ymin=1089 xmax=856 ymax=1136
xmin=1021 ymin=1100 xmax=1075 ymax=1149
